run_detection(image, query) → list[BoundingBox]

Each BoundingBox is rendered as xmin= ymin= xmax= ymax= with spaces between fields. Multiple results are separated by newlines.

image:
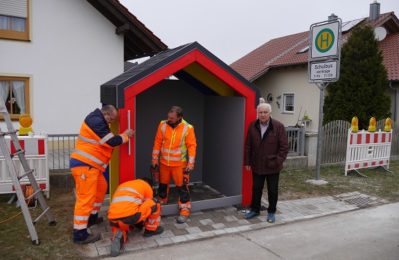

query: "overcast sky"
xmin=121 ymin=0 xmax=398 ymax=64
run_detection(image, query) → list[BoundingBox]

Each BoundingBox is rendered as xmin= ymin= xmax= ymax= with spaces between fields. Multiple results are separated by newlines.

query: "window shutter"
xmin=0 ymin=0 xmax=28 ymax=18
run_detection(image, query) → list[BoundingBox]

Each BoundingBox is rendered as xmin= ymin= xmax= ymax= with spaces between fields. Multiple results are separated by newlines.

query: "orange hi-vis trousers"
xmin=159 ymin=164 xmax=191 ymax=216
xmin=72 ymin=166 xmax=107 ymax=230
xmin=109 ymin=203 xmax=161 ymax=242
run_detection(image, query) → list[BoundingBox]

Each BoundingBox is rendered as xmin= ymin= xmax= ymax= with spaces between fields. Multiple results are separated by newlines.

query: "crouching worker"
xmin=108 ymin=178 xmax=164 ymax=257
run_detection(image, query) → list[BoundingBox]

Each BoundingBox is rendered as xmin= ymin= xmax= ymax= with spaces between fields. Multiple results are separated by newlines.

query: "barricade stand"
xmin=345 ymin=129 xmax=392 ymax=176
xmin=0 ymin=135 xmax=49 ymax=198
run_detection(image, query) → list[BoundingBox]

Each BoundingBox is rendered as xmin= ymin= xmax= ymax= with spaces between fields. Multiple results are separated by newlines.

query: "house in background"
xmin=231 ymin=2 xmax=399 ymax=132
xmin=0 ymin=0 xmax=166 ymax=134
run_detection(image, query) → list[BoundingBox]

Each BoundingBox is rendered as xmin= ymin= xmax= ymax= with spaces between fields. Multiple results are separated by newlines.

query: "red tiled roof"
xmin=231 ymin=12 xmax=399 ymax=81
xmin=380 ymin=32 xmax=399 ymax=81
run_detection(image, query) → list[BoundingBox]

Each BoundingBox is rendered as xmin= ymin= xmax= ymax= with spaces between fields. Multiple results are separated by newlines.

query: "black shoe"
xmin=88 ymin=214 xmax=104 ymax=228
xmin=110 ymin=230 xmax=124 ymax=257
xmin=73 ymin=233 xmax=101 ymax=244
xmin=143 ymin=226 xmax=164 ymax=237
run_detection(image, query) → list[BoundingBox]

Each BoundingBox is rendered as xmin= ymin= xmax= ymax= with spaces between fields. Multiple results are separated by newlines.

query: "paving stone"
xmin=224 ymin=227 xmax=239 ymax=234
xmin=124 ymin=241 xmax=143 ymax=252
xmin=77 ymin=243 xmax=98 ymax=258
xmin=101 ymin=231 xmax=113 ymax=240
xmin=155 ymin=237 xmax=174 ymax=246
xmin=174 ymin=222 xmax=189 ymax=229
xmin=237 ymin=219 xmax=250 ymax=225
xmin=224 ymin=215 xmax=238 ymax=222
xmin=199 ymin=224 xmax=215 ymax=232
xmin=213 ymin=229 xmax=227 ymax=235
xmin=95 ymin=238 xmax=111 ymax=247
xmin=128 ymin=234 xmax=145 ymax=243
xmin=211 ymin=223 xmax=226 ymax=229
xmin=199 ymin=218 xmax=214 ymax=225
xmin=171 ymin=235 xmax=189 ymax=243
xmin=186 ymin=226 xmax=202 ymax=234
xmin=159 ymin=229 xmax=174 ymax=238
xmin=172 ymin=228 xmax=189 ymax=236
xmin=97 ymin=246 xmax=110 ymax=256
xmin=140 ymin=239 xmax=158 ymax=249
xmin=190 ymin=211 xmax=205 ymax=216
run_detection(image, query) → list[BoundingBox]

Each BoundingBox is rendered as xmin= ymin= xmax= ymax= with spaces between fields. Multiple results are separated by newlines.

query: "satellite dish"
xmin=374 ymin=27 xmax=387 ymax=41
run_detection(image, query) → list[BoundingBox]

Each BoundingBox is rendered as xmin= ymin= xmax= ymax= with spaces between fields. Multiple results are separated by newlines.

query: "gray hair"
xmin=257 ymin=98 xmax=272 ymax=113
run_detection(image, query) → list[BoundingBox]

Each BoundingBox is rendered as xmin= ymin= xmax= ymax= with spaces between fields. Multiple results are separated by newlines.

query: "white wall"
xmin=0 ymin=0 xmax=124 ymax=134
xmin=255 ymin=66 xmax=320 ymax=131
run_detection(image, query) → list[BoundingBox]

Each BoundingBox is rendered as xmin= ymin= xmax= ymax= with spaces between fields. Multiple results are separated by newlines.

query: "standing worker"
xmin=244 ymin=99 xmax=288 ymax=223
xmin=151 ymin=106 xmax=197 ymax=223
xmin=108 ymin=178 xmax=163 ymax=257
xmin=70 ymin=105 xmax=134 ymax=244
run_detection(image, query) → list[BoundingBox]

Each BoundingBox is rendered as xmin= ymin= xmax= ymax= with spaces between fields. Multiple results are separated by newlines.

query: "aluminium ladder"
xmin=0 ymin=98 xmax=56 ymax=245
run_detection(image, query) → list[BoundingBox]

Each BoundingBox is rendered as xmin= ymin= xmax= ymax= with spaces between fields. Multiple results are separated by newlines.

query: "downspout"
xmin=389 ymin=81 xmax=398 ymax=122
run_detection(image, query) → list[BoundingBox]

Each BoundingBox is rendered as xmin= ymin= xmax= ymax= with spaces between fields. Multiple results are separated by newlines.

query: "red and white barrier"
xmin=0 ymin=135 xmax=49 ymax=197
xmin=345 ymin=129 xmax=392 ymax=175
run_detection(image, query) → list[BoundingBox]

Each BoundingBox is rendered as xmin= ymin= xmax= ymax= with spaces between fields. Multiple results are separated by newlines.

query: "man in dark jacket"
xmin=244 ymin=100 xmax=288 ymax=223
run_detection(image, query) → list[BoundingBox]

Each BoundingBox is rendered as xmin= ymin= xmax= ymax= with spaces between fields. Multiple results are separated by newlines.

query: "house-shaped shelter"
xmin=101 ymin=42 xmax=260 ymax=213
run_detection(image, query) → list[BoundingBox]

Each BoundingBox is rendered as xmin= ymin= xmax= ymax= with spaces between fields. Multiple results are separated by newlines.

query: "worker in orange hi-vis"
xmin=70 ymin=105 xmax=134 ymax=244
xmin=108 ymin=178 xmax=163 ymax=257
xmin=151 ymin=106 xmax=197 ymax=224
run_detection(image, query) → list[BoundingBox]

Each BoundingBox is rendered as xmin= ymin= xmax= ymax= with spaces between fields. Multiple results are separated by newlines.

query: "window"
xmin=283 ymin=93 xmax=294 ymax=113
xmin=0 ymin=0 xmax=30 ymax=41
xmin=0 ymin=76 xmax=30 ymax=120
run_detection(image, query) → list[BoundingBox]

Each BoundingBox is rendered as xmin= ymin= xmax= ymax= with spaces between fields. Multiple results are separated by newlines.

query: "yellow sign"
xmin=315 ymin=29 xmax=335 ymax=53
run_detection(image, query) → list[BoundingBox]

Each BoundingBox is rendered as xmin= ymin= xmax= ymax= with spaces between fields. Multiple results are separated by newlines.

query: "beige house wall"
xmin=254 ymin=66 xmax=320 ymax=131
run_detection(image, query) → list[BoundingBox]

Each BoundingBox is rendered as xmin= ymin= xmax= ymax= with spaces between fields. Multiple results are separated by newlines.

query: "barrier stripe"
xmin=38 ymin=139 xmax=45 ymax=155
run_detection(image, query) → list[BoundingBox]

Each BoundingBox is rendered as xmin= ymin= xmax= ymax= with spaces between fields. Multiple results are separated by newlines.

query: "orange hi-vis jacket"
xmin=71 ymin=109 xmax=128 ymax=172
xmin=152 ymin=119 xmax=197 ymax=167
xmin=108 ymin=179 xmax=155 ymax=221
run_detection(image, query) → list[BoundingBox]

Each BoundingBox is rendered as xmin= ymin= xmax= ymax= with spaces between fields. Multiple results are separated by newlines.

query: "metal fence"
xmin=48 ymin=134 xmax=77 ymax=171
xmin=321 ymin=120 xmax=351 ymax=164
xmin=286 ymin=127 xmax=305 ymax=156
xmin=47 ymin=127 xmax=306 ymax=171
xmin=321 ymin=120 xmax=398 ymax=165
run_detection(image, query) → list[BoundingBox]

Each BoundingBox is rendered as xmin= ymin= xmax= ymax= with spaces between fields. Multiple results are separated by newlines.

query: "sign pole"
xmin=315 ymin=82 xmax=328 ymax=180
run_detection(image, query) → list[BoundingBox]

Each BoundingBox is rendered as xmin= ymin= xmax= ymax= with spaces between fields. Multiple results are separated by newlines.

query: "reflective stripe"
xmin=161 ymin=155 xmax=181 ymax=161
xmin=161 ymin=147 xmax=181 ymax=155
xmin=180 ymin=125 xmax=188 ymax=146
xmin=74 ymin=215 xmax=89 ymax=221
xmin=117 ymin=187 xmax=143 ymax=199
xmin=78 ymin=135 xmax=98 ymax=144
xmin=147 ymin=217 xmax=160 ymax=224
xmin=93 ymin=202 xmax=102 ymax=207
xmin=73 ymin=149 xmax=108 ymax=168
xmin=91 ymin=210 xmax=98 ymax=214
xmin=74 ymin=224 xmax=87 ymax=229
xmin=153 ymin=150 xmax=160 ymax=155
xmin=179 ymin=203 xmax=191 ymax=210
xmin=152 ymin=156 xmax=159 ymax=160
xmin=99 ymin=133 xmax=114 ymax=144
xmin=111 ymin=196 xmax=143 ymax=204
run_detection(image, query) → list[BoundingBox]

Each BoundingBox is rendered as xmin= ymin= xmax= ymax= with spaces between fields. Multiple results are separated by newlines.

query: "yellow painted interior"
xmin=183 ymin=63 xmax=236 ymax=96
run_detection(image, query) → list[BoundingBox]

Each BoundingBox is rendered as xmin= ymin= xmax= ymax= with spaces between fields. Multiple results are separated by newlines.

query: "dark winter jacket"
xmin=244 ymin=118 xmax=288 ymax=175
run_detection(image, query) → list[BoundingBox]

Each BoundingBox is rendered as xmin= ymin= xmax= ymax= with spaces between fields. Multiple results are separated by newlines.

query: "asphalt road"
xmin=106 ymin=202 xmax=399 ymax=260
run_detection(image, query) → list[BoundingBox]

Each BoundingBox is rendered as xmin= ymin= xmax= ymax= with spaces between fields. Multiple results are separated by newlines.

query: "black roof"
xmin=101 ymin=42 xmax=260 ymax=108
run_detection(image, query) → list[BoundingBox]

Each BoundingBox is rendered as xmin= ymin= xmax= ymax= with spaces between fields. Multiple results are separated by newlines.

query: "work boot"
xmin=73 ymin=229 xmax=100 ymax=244
xmin=143 ymin=226 xmax=164 ymax=237
xmin=110 ymin=230 xmax=124 ymax=257
xmin=88 ymin=213 xmax=104 ymax=228
xmin=176 ymin=214 xmax=189 ymax=224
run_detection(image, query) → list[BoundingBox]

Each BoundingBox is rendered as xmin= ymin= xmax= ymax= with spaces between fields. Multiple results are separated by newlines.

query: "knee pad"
xmin=177 ymin=185 xmax=190 ymax=203
xmin=158 ymin=183 xmax=168 ymax=199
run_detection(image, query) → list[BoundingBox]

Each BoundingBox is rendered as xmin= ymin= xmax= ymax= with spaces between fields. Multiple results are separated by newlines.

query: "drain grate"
xmin=343 ymin=197 xmax=371 ymax=208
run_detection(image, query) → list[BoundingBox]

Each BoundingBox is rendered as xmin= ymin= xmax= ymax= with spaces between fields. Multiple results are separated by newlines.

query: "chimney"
xmin=328 ymin=13 xmax=338 ymax=21
xmin=369 ymin=1 xmax=380 ymax=21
